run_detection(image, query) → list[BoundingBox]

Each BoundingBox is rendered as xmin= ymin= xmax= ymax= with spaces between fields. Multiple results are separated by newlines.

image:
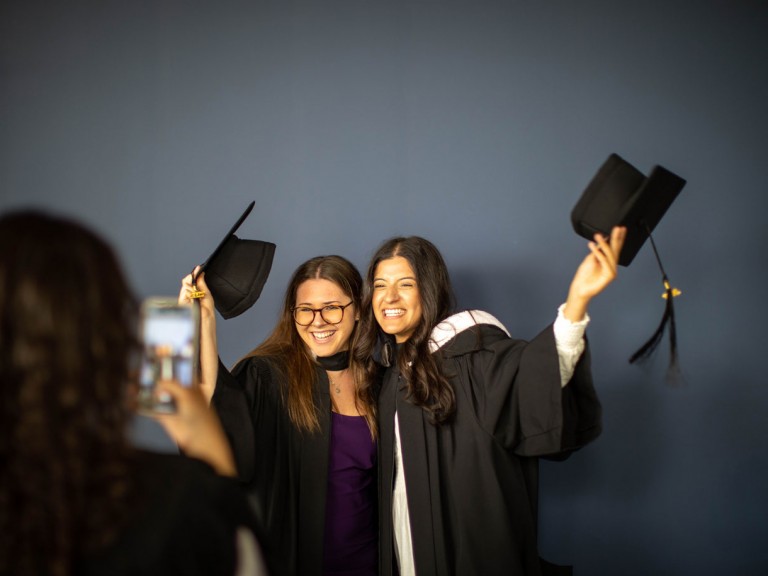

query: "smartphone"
xmin=137 ymin=297 xmax=199 ymax=414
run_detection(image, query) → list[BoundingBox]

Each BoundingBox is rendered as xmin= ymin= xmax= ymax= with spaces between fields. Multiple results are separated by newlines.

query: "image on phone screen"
xmin=137 ymin=299 xmax=198 ymax=413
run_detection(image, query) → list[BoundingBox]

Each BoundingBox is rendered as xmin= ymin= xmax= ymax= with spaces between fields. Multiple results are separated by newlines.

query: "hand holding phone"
xmin=151 ymin=379 xmax=236 ymax=476
xmin=137 ymin=297 xmax=200 ymax=414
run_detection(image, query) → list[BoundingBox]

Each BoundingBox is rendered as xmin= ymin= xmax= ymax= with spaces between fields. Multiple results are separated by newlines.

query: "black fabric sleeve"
xmin=80 ymin=452 xmax=265 ymax=576
xmin=557 ymin=337 xmax=602 ymax=455
xmin=210 ymin=357 xmax=259 ymax=483
xmin=516 ymin=326 xmax=602 ymax=458
xmin=459 ymin=324 xmax=601 ymax=457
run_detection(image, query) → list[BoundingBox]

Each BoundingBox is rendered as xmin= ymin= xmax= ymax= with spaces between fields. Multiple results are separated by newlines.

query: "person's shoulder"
xmin=432 ymin=310 xmax=513 ymax=357
xmin=135 ymin=449 xmax=224 ymax=488
xmin=92 ymin=450 xmax=260 ymax=576
xmin=135 ymin=450 xmax=252 ymax=519
xmin=232 ymin=354 xmax=284 ymax=383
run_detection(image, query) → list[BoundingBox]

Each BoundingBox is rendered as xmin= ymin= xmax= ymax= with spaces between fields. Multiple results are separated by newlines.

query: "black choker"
xmin=315 ymin=351 xmax=350 ymax=371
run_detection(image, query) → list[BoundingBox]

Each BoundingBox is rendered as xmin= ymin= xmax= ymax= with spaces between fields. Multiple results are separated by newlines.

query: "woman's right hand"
xmin=179 ymin=266 xmax=216 ymax=322
xmin=179 ymin=267 xmax=219 ymax=403
xmin=152 ymin=379 xmax=236 ymax=477
xmin=563 ymin=226 xmax=626 ymax=322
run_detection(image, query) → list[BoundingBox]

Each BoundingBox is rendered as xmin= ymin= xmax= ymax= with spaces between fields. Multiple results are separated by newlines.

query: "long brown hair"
xmin=356 ymin=236 xmax=457 ymax=424
xmin=244 ymin=255 xmax=376 ymax=435
xmin=0 ymin=210 xmax=139 ymax=576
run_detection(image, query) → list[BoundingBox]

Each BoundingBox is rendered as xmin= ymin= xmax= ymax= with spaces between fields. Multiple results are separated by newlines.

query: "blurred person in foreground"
xmin=0 ymin=209 xmax=266 ymax=576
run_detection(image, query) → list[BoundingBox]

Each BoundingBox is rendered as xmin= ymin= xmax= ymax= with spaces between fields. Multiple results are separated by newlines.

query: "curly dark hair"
xmin=0 ymin=210 xmax=139 ymax=576
xmin=355 ymin=236 xmax=457 ymax=424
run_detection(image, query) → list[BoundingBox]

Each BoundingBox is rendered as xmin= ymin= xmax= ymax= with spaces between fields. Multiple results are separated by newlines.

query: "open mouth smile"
xmin=311 ymin=330 xmax=336 ymax=342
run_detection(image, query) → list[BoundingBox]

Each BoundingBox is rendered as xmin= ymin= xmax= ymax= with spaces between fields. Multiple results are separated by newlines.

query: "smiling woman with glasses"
xmin=180 ymin=255 xmax=378 ymax=576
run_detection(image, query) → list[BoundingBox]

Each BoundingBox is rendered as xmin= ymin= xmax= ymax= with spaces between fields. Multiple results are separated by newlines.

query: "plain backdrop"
xmin=2 ymin=1 xmax=767 ymax=574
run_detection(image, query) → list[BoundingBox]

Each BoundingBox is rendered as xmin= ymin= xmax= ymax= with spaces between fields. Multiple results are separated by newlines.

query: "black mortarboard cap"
xmin=571 ymin=154 xmax=687 ymax=382
xmin=571 ymin=153 xmax=686 ymax=266
xmin=193 ymin=201 xmax=276 ymax=319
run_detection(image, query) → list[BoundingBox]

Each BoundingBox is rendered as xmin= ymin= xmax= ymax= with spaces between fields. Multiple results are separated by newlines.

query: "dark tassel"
xmin=665 ymin=287 xmax=683 ymax=385
xmin=628 ymin=226 xmax=683 ymax=384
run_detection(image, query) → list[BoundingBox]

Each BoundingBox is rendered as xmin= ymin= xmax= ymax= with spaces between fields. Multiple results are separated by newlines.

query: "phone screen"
xmin=137 ymin=298 xmax=199 ymax=413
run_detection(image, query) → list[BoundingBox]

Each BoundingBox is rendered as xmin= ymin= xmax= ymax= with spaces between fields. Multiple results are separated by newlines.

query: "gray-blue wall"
xmin=3 ymin=1 xmax=766 ymax=574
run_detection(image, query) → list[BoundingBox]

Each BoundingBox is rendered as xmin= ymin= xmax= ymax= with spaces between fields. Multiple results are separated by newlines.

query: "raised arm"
xmin=563 ymin=226 xmax=626 ymax=322
xmin=179 ymin=267 xmax=218 ymax=403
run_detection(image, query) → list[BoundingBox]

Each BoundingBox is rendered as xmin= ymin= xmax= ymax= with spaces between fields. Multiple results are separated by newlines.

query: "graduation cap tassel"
xmin=665 ymin=282 xmax=682 ymax=384
xmin=628 ymin=276 xmax=675 ymax=363
xmin=189 ymin=267 xmax=204 ymax=385
xmin=628 ymin=225 xmax=682 ymax=383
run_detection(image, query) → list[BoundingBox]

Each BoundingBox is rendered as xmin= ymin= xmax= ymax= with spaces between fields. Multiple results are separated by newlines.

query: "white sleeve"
xmin=553 ymin=303 xmax=589 ymax=387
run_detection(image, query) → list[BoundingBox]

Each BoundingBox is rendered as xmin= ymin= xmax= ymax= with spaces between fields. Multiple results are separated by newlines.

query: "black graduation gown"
xmin=378 ymin=320 xmax=602 ymax=576
xmin=81 ymin=450 xmax=263 ymax=576
xmin=211 ymin=356 xmax=334 ymax=576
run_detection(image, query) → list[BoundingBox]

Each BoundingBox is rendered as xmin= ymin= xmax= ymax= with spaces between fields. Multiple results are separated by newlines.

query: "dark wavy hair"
xmin=244 ymin=255 xmax=376 ymax=436
xmin=0 ymin=210 xmax=139 ymax=576
xmin=355 ymin=236 xmax=457 ymax=424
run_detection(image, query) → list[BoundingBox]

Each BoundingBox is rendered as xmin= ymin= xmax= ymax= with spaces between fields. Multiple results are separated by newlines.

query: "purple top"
xmin=322 ymin=412 xmax=378 ymax=576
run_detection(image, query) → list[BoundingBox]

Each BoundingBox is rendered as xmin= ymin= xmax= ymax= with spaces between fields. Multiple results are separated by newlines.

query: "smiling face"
xmin=294 ymin=278 xmax=357 ymax=358
xmin=372 ymin=256 xmax=424 ymax=344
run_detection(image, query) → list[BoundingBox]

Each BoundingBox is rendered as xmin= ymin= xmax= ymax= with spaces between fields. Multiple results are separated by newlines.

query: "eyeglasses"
xmin=292 ymin=302 xmax=354 ymax=326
